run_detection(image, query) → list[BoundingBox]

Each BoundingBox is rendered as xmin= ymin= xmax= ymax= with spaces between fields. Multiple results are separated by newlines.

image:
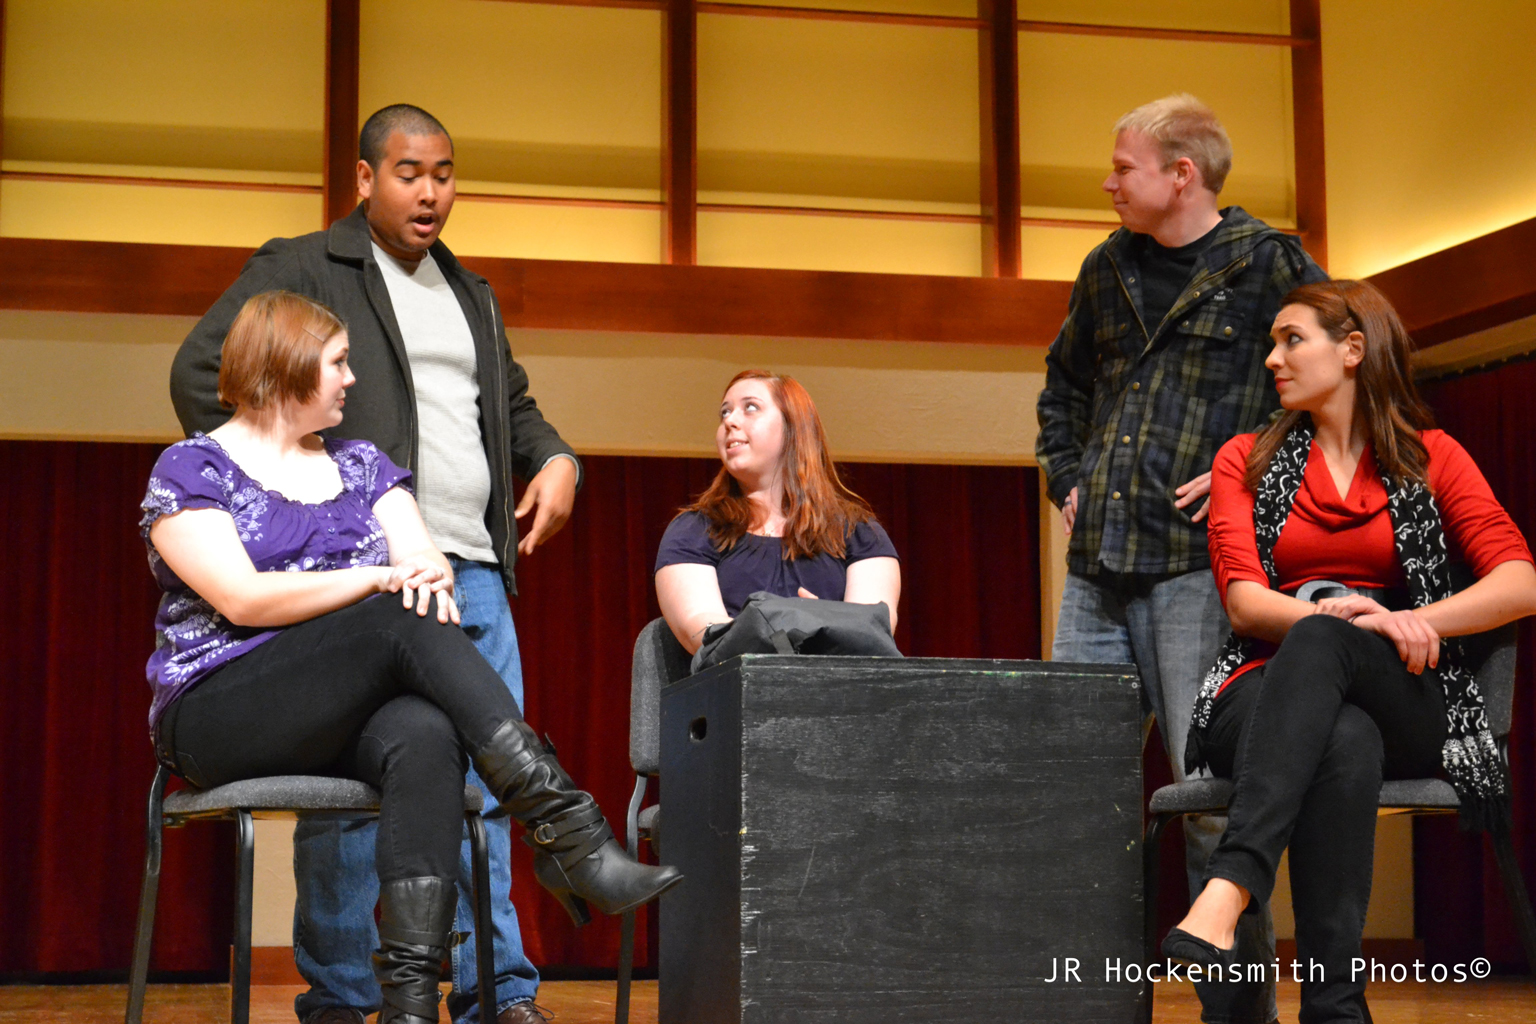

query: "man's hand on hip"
xmin=514 ymin=456 xmax=578 ymax=556
xmin=1174 ymin=471 xmax=1213 ymax=523
xmin=1062 ymin=486 xmax=1078 ymax=537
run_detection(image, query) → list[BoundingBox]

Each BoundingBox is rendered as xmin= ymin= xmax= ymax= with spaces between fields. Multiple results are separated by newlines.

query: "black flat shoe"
xmin=1160 ymin=926 xmax=1240 ymax=970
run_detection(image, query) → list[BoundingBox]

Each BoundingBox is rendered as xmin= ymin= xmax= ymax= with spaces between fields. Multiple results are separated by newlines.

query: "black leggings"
xmin=1201 ymin=614 xmax=1446 ymax=1024
xmin=160 ymin=594 xmax=522 ymax=885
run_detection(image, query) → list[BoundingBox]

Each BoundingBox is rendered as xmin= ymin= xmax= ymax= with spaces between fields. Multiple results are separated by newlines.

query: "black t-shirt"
xmin=654 ymin=511 xmax=899 ymax=617
xmin=1132 ymin=215 xmax=1224 ymax=333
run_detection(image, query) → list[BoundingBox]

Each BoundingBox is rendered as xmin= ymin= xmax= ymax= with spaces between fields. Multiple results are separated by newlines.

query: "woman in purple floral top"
xmin=142 ymin=292 xmax=678 ymax=1024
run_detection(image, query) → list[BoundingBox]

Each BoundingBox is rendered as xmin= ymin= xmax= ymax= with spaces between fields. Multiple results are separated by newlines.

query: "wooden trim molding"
xmin=698 ymin=1 xmax=979 ymax=29
xmin=0 ymin=170 xmax=321 ymax=194
xmin=1018 ymin=18 xmax=1305 ymax=46
xmin=503 ymin=0 xmax=1310 ymax=46
xmin=1368 ymin=216 xmax=1536 ymax=349
xmin=1289 ymin=0 xmax=1327 ymax=269
xmin=0 ymin=238 xmax=252 ymax=316
xmin=469 ymin=256 xmax=1069 ymax=342
xmin=0 ymin=236 xmax=1070 ymax=345
xmin=979 ymin=0 xmax=1022 ymax=278
xmin=662 ymin=0 xmax=698 ymax=264
xmin=324 ymin=0 xmax=362 ymax=226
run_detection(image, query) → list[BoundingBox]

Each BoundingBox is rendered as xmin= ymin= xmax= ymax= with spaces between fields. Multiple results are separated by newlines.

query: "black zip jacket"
xmin=169 ymin=205 xmax=579 ymax=594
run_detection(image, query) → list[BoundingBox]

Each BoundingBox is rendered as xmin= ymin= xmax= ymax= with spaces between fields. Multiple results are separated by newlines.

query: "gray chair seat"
xmin=1147 ymin=775 xmax=1464 ymax=815
xmin=1148 ymin=777 xmax=1233 ymax=816
xmin=1379 ymin=778 xmax=1459 ymax=809
xmin=128 ymin=767 xmax=496 ymax=1024
xmin=162 ymin=776 xmax=484 ymax=819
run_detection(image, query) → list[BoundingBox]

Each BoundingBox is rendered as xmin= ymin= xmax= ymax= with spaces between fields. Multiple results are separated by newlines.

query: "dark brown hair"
xmin=217 ymin=291 xmax=345 ymax=411
xmin=1244 ymin=279 xmax=1434 ymax=490
xmin=686 ymin=370 xmax=875 ymax=560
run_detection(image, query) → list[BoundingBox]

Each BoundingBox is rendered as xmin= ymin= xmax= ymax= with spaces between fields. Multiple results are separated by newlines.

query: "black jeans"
xmin=160 ymin=594 xmax=522 ymax=884
xmin=1201 ymin=614 xmax=1446 ymax=1024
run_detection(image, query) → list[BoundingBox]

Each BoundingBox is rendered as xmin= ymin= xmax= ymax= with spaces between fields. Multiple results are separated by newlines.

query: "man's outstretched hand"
xmin=515 ymin=456 xmax=578 ymax=556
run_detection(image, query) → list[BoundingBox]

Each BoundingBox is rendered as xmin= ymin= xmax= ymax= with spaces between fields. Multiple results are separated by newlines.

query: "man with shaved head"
xmin=172 ymin=104 xmax=572 ymax=1024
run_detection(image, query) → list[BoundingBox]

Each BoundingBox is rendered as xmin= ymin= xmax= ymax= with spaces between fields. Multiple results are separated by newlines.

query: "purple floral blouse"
xmin=139 ymin=434 xmax=411 ymax=727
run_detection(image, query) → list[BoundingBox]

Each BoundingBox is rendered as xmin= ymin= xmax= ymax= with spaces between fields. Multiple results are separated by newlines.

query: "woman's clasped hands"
xmin=1311 ymin=594 xmax=1440 ymax=674
xmin=382 ymin=556 xmax=460 ymax=624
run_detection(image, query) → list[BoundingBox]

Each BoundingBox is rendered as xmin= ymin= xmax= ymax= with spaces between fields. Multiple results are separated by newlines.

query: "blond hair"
xmin=1113 ymin=93 xmax=1232 ymax=194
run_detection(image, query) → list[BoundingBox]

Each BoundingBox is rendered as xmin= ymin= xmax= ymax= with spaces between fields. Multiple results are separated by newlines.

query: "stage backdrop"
xmin=1418 ymin=359 xmax=1536 ymax=971
xmin=0 ymin=444 xmax=1041 ymax=977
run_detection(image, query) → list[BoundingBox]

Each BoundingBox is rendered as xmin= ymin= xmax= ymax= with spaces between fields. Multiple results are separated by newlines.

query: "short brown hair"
xmin=1113 ymin=93 xmax=1233 ymax=194
xmin=217 ymin=291 xmax=345 ymax=410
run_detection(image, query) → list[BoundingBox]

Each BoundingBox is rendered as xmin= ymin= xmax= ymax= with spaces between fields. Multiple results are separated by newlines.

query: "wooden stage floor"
xmin=1 ymin=978 xmax=1533 ymax=1022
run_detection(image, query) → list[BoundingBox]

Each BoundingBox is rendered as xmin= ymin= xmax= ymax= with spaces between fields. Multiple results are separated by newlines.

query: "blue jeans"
xmin=293 ymin=560 xmax=539 ymax=1022
xmin=1054 ymin=569 xmax=1276 ymax=1024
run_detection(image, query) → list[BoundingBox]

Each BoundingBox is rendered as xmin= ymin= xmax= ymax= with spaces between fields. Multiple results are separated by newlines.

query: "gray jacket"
xmin=169 ymin=205 xmax=578 ymax=594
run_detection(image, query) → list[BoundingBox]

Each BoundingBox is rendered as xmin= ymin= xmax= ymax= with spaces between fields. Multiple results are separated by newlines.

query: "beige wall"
xmin=1323 ymin=0 xmax=1536 ymax=278
xmin=0 ymin=311 xmax=1046 ymax=463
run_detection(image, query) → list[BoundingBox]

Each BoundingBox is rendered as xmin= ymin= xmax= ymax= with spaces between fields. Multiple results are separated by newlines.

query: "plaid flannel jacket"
xmin=1036 ymin=207 xmax=1327 ymax=577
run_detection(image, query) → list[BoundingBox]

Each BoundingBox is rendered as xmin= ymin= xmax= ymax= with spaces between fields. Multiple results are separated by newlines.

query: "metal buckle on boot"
xmin=533 ymin=823 xmax=558 ymax=845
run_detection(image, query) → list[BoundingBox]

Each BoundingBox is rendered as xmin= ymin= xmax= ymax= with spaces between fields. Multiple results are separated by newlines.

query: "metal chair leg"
xmin=1139 ymin=812 xmax=1173 ymax=1024
xmin=126 ymin=767 xmax=170 ymax=1024
xmin=467 ymin=813 xmax=498 ymax=1024
xmin=615 ymin=775 xmax=647 ymax=1024
xmin=1490 ymin=828 xmax=1536 ymax=973
xmin=231 ymin=810 xmax=255 ymax=1024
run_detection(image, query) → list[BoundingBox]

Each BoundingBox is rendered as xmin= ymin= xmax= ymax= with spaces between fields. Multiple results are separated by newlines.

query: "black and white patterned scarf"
xmin=1184 ymin=418 xmax=1510 ymax=832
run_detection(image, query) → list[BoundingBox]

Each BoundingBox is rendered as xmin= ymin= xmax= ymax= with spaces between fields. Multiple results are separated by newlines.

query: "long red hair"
xmin=685 ymin=370 xmax=874 ymax=559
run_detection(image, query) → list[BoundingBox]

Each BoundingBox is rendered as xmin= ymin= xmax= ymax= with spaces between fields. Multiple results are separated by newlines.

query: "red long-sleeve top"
xmin=1206 ymin=429 xmax=1532 ymax=690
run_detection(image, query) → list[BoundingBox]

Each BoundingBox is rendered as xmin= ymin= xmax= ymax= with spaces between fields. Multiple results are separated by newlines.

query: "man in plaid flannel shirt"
xmin=1037 ymin=95 xmax=1324 ymax=1024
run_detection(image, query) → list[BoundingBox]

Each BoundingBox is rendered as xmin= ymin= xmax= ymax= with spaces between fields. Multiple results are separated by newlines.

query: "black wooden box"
xmin=658 ymin=655 xmax=1142 ymax=1024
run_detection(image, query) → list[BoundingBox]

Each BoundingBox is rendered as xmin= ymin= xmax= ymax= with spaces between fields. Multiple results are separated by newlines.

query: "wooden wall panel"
xmin=978 ymin=0 xmax=1021 ymax=278
xmin=662 ymin=0 xmax=697 ymax=264
xmin=0 ymin=236 xmax=1069 ymax=345
xmin=1369 ymin=216 xmax=1536 ymax=347
xmin=324 ymin=0 xmax=361 ymax=226
xmin=1289 ymin=0 xmax=1327 ymax=268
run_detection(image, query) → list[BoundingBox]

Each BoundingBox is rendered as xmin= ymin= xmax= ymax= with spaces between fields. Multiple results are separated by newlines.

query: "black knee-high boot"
xmin=373 ymin=877 xmax=457 ymax=1024
xmin=472 ymin=719 xmax=682 ymax=925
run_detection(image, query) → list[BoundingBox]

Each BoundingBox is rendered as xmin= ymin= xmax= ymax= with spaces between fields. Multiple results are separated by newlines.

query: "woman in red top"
xmin=1162 ymin=280 xmax=1536 ymax=1023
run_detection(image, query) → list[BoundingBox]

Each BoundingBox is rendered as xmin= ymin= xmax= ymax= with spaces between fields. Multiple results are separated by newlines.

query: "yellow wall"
xmin=2 ymin=0 xmax=324 ymax=171
xmin=6 ymin=1 xmax=1536 ymax=281
xmin=1322 ymin=0 xmax=1536 ymax=277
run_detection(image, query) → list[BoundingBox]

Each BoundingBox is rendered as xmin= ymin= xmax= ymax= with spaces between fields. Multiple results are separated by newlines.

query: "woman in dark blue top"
xmin=655 ymin=370 xmax=901 ymax=653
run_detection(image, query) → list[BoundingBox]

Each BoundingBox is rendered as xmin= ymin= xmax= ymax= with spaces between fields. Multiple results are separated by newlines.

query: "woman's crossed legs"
xmin=162 ymin=593 xmax=520 ymax=883
xmin=1194 ymin=614 xmax=1446 ymax=1023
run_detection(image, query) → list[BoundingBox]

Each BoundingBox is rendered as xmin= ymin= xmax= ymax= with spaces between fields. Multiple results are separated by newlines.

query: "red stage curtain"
xmin=505 ymin=457 xmax=1043 ymax=968
xmin=0 ymin=444 xmax=1040 ymax=976
xmin=0 ymin=441 xmax=232 ymax=978
xmin=1418 ymin=360 xmax=1536 ymax=970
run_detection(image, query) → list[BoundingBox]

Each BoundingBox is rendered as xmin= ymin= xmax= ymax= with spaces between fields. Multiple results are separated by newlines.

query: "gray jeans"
xmin=1054 ymin=569 xmax=1277 ymax=1024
